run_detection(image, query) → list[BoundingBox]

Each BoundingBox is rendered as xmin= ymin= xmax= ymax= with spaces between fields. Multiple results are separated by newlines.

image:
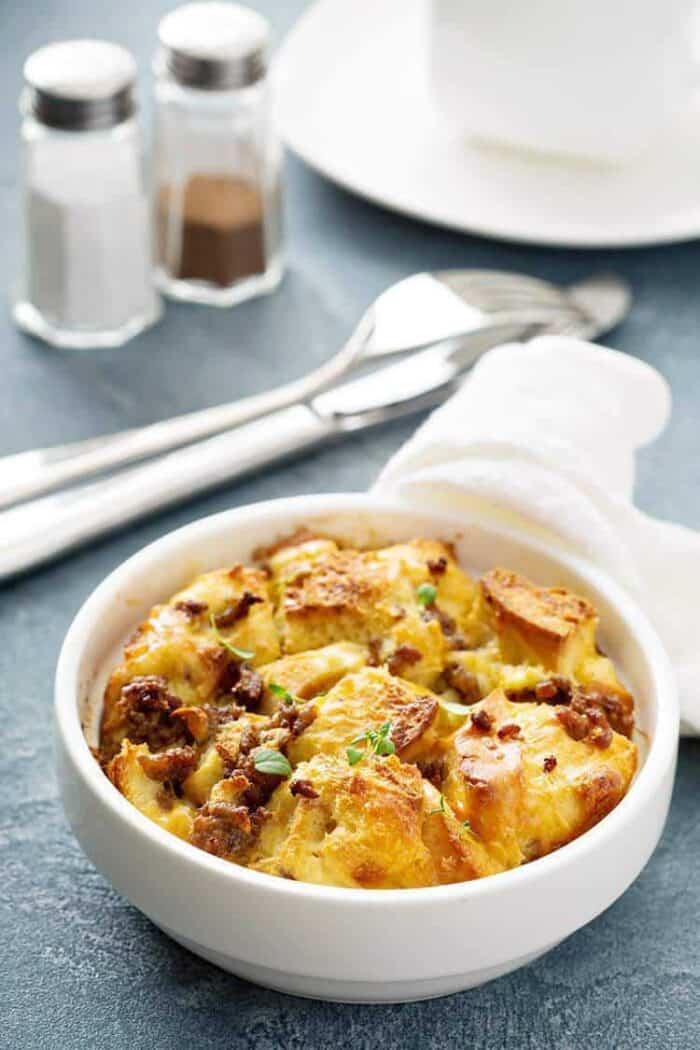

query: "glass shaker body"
xmin=15 ymin=40 xmax=161 ymax=350
xmin=153 ymin=69 xmax=283 ymax=306
xmin=15 ymin=114 xmax=160 ymax=349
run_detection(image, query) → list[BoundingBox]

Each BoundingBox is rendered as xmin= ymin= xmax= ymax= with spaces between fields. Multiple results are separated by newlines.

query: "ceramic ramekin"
xmin=55 ymin=495 xmax=679 ymax=1002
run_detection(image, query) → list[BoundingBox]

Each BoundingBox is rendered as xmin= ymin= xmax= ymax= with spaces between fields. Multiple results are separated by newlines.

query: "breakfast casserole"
xmin=98 ymin=531 xmax=637 ymax=889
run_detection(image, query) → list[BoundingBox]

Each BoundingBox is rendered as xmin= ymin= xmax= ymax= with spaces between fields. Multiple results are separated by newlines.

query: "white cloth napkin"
xmin=374 ymin=336 xmax=699 ymax=735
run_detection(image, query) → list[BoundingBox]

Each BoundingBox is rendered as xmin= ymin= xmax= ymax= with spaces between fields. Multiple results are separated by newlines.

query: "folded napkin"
xmin=374 ymin=336 xmax=699 ymax=735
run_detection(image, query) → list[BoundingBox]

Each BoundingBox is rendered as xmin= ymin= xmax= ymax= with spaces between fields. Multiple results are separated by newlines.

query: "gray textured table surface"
xmin=2 ymin=2 xmax=700 ymax=1047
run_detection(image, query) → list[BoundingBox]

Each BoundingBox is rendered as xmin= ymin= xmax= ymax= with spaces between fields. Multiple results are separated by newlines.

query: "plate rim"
xmin=273 ymin=0 xmax=700 ymax=249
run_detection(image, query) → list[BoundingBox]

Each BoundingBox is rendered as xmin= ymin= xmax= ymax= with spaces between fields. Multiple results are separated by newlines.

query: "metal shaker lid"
xmin=157 ymin=2 xmax=269 ymax=90
xmin=23 ymin=40 xmax=137 ymax=131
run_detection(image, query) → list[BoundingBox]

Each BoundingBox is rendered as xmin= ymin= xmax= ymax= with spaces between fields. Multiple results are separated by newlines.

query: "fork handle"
xmin=0 ymin=315 xmax=374 ymax=511
xmin=0 ymin=306 xmax=571 ymax=510
xmin=0 ymin=404 xmax=337 ymax=582
xmin=0 ymin=340 xmax=467 ymax=581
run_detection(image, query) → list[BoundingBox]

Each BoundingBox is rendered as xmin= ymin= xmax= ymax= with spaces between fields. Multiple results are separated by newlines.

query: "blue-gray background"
xmin=2 ymin=2 xmax=699 ymax=1046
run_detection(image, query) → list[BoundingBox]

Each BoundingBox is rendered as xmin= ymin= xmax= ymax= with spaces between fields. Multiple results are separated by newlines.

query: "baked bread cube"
xmin=101 ymin=565 xmax=278 ymax=756
xmin=447 ymin=568 xmax=634 ymax=733
xmin=268 ymin=536 xmax=476 ymax=687
xmin=287 ymin=667 xmax=441 ymax=765
xmin=258 ymin=641 xmax=368 ymax=714
xmin=181 ymin=710 xmax=269 ymax=806
xmin=106 ymin=740 xmax=196 ymax=839
xmin=480 ymin=568 xmax=598 ymax=674
xmin=250 ymin=753 xmax=497 ymax=888
xmin=441 ymin=689 xmax=637 ymax=869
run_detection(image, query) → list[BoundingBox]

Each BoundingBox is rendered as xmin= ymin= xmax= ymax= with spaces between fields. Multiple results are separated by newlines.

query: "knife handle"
xmin=0 ymin=404 xmax=334 ymax=582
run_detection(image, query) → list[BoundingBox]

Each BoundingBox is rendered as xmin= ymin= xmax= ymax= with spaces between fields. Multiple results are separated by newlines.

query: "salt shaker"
xmin=153 ymin=2 xmax=284 ymax=306
xmin=14 ymin=41 xmax=161 ymax=349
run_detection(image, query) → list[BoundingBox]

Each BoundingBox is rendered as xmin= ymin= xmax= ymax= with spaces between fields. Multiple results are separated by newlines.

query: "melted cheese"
xmin=441 ymin=690 xmax=636 ymax=868
xmin=269 ymin=538 xmax=475 ymax=687
xmin=250 ymin=754 xmax=498 ymax=888
xmin=107 ymin=741 xmax=195 ymax=840
xmin=287 ymin=667 xmax=440 ymax=765
xmin=101 ymin=565 xmax=278 ymax=755
xmin=99 ymin=537 xmax=638 ymax=890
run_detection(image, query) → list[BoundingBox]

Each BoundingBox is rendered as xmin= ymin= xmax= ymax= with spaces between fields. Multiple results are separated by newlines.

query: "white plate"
xmin=274 ymin=0 xmax=700 ymax=248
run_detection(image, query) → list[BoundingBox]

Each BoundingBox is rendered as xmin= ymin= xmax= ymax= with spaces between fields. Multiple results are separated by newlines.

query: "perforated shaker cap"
xmin=157 ymin=2 xmax=269 ymax=90
xmin=23 ymin=40 xmax=137 ymax=131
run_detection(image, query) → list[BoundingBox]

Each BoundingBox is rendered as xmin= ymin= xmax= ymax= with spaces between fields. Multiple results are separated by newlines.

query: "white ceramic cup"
xmin=429 ymin=0 xmax=700 ymax=162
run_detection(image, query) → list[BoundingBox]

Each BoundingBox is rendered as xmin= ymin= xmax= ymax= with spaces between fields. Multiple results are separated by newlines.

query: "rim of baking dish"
xmin=55 ymin=493 xmax=679 ymax=907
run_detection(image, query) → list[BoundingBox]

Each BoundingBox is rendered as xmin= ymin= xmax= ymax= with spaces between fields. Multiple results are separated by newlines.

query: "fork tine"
xmin=535 ymin=316 xmax=586 ymax=338
xmin=442 ymin=269 xmax=565 ymax=293
xmin=444 ymin=288 xmax=570 ymax=313
xmin=437 ymin=270 xmax=570 ymax=310
xmin=458 ymin=288 xmax=568 ymax=309
xmin=444 ymin=280 xmax=567 ymax=304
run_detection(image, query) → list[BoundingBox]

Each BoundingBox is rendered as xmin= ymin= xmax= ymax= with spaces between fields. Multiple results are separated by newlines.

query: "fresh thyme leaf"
xmin=253 ymin=748 xmax=292 ymax=777
xmin=346 ymin=746 xmax=364 ymax=766
xmin=209 ymin=611 xmax=255 ymax=661
xmin=461 ymin=820 xmax=479 ymax=839
xmin=416 ymin=582 xmax=438 ymax=607
xmin=269 ymin=682 xmax=296 ymax=705
xmin=371 ymin=721 xmax=395 ymax=756
xmin=347 ymin=721 xmax=395 ymax=761
xmin=429 ymin=793 xmax=447 ymax=816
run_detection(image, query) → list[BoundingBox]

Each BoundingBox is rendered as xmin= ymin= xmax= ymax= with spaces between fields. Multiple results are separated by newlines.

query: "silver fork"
xmin=0 ymin=270 xmax=628 ymax=509
xmin=0 ymin=276 xmax=630 ymax=582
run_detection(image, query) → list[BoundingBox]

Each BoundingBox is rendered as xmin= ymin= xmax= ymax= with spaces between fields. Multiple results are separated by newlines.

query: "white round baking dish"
xmin=55 ymin=494 xmax=679 ymax=1002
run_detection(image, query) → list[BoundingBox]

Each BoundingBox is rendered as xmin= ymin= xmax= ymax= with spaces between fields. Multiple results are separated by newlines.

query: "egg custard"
xmin=98 ymin=531 xmax=637 ymax=889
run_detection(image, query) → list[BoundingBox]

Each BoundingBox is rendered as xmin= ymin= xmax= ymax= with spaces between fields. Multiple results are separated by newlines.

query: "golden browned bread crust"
xmin=249 ymin=754 xmax=499 ymax=887
xmin=441 ymin=690 xmax=636 ymax=869
xmin=97 ymin=536 xmax=637 ymax=890
xmin=269 ymin=537 xmax=475 ymax=687
xmin=481 ymin=567 xmax=597 ymax=670
xmin=447 ymin=567 xmax=635 ymax=724
xmin=258 ymin=642 xmax=368 ymax=713
xmin=106 ymin=740 xmax=195 ymax=840
xmin=100 ymin=565 xmax=277 ymax=758
xmin=287 ymin=667 xmax=440 ymax=765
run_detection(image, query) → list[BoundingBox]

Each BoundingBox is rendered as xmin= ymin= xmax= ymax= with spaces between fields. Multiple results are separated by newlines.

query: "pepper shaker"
xmin=14 ymin=40 xmax=161 ymax=349
xmin=153 ymin=2 xmax=284 ymax=306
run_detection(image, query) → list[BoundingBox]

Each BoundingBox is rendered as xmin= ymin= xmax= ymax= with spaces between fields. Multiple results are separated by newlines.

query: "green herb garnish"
xmin=346 ymin=720 xmax=396 ymax=765
xmin=427 ymin=792 xmax=472 ymax=834
xmin=209 ymin=610 xmax=255 ymax=661
xmin=269 ymin=682 xmax=296 ymax=706
xmin=352 ymin=721 xmax=396 ymax=756
xmin=376 ymin=724 xmax=395 ymax=753
xmin=429 ymin=793 xmax=447 ymax=816
xmin=416 ymin=582 xmax=438 ymax=607
xmin=253 ymin=748 xmax=292 ymax=777
xmin=427 ymin=791 xmax=474 ymax=833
